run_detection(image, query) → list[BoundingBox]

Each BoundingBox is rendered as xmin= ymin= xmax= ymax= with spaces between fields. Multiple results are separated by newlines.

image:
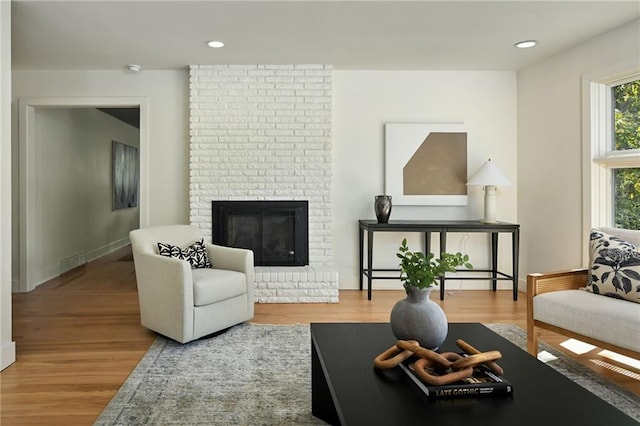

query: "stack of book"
xmin=399 ymin=358 xmax=513 ymax=400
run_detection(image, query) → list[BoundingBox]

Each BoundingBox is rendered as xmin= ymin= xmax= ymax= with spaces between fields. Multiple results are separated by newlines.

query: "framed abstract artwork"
xmin=112 ymin=140 xmax=139 ymax=210
xmin=385 ymin=123 xmax=468 ymax=206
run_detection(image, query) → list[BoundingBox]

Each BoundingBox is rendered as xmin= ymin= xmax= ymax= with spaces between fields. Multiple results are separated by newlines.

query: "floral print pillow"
xmin=585 ymin=229 xmax=640 ymax=304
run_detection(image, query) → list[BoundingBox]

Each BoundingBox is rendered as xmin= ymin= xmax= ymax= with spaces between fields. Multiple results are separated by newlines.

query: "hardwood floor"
xmin=2 ymin=245 xmax=638 ymax=425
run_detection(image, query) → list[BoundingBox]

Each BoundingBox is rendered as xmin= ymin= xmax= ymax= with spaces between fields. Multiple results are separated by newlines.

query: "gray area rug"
xmin=95 ymin=323 xmax=640 ymax=425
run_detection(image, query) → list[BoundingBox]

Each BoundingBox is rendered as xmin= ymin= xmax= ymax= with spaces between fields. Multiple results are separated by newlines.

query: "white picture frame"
xmin=384 ymin=123 xmax=468 ymax=206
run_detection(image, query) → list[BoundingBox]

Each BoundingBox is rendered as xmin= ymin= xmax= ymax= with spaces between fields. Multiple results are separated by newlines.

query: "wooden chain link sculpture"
xmin=374 ymin=338 xmax=504 ymax=386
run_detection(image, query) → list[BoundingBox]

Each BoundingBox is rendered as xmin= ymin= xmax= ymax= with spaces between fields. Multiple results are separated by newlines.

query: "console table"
xmin=358 ymin=220 xmax=520 ymax=301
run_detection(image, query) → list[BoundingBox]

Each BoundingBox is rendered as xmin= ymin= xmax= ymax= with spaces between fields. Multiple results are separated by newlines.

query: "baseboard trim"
xmin=0 ymin=340 xmax=16 ymax=371
xmin=27 ymin=237 xmax=133 ymax=291
xmin=87 ymin=237 xmax=131 ymax=262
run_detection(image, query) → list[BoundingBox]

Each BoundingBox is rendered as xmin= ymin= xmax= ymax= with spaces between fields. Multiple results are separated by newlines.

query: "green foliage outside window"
xmin=613 ymin=81 xmax=640 ymax=230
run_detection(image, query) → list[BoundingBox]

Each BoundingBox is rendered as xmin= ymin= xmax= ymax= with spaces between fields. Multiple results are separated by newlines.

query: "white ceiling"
xmin=11 ymin=0 xmax=640 ymax=71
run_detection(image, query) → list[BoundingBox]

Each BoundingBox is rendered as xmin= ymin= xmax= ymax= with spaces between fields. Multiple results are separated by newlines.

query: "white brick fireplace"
xmin=189 ymin=65 xmax=338 ymax=303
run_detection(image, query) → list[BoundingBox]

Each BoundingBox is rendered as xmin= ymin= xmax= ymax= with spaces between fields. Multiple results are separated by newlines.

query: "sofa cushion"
xmin=585 ymin=229 xmax=640 ymax=304
xmin=157 ymin=238 xmax=212 ymax=269
xmin=192 ymin=268 xmax=247 ymax=306
xmin=598 ymin=226 xmax=640 ymax=247
xmin=534 ymin=289 xmax=640 ymax=353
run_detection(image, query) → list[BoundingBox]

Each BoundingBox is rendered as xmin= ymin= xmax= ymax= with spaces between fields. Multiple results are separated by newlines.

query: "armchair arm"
xmin=133 ymin=252 xmax=195 ymax=343
xmin=527 ymin=268 xmax=589 ymax=297
xmin=526 ymin=268 xmax=588 ymax=356
xmin=206 ymin=243 xmax=255 ymax=305
xmin=207 ymin=244 xmax=254 ymax=274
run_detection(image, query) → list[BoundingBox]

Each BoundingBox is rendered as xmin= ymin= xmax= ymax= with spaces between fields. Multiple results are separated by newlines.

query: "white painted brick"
xmin=248 ymin=69 xmax=276 ymax=77
xmin=275 ymin=69 xmax=305 ymax=77
xmin=266 ymin=297 xmax=299 ymax=303
xmin=190 ymin=65 xmax=334 ymax=301
xmin=267 ymin=282 xmax=298 ymax=290
xmin=309 ymin=289 xmax=339 ymax=297
xmin=266 ymin=76 xmax=295 ymax=83
xmin=266 ymin=64 xmax=294 ymax=70
xmin=302 ymin=69 xmax=327 ymax=76
xmin=278 ymin=289 xmax=309 ymax=298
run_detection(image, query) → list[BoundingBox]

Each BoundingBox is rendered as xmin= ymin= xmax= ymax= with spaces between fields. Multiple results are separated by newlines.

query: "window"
xmin=611 ymin=82 xmax=640 ymax=229
xmin=585 ymin=72 xmax=640 ymax=240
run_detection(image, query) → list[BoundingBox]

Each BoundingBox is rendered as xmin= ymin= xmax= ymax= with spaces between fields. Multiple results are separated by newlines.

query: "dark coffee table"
xmin=311 ymin=322 xmax=637 ymax=426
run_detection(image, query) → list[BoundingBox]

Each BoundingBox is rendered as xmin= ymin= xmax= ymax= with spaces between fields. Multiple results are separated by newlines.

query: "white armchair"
xmin=129 ymin=225 xmax=255 ymax=343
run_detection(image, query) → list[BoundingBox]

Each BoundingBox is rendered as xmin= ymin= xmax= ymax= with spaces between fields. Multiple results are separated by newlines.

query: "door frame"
xmin=17 ymin=96 xmax=149 ymax=292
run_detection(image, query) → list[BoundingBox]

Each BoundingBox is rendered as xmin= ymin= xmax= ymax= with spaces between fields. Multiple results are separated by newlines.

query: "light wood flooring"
xmin=2 ymin=245 xmax=638 ymax=425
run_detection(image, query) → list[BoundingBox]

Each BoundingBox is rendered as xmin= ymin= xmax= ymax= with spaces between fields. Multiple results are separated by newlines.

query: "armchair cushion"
xmin=585 ymin=229 xmax=640 ymax=304
xmin=158 ymin=238 xmax=212 ymax=269
xmin=192 ymin=268 xmax=248 ymax=306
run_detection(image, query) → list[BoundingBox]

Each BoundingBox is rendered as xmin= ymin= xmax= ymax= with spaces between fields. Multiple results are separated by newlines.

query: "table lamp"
xmin=466 ymin=159 xmax=511 ymax=223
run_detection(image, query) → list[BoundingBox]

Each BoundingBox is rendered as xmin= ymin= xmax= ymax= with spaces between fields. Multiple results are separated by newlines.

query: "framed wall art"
xmin=384 ymin=123 xmax=468 ymax=206
xmin=112 ymin=140 xmax=139 ymax=210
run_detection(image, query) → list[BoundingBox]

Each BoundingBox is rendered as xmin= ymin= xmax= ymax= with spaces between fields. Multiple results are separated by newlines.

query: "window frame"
xmin=582 ymin=67 xmax=640 ymax=264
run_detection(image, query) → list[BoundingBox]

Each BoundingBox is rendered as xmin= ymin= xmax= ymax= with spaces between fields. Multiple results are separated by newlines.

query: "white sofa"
xmin=527 ymin=227 xmax=640 ymax=360
xmin=130 ymin=225 xmax=255 ymax=343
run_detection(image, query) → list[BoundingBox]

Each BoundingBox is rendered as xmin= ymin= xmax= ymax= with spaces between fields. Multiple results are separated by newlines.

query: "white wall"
xmin=517 ymin=19 xmax=640 ymax=278
xmin=12 ymin=70 xmax=189 ymax=289
xmin=29 ymin=108 xmax=139 ymax=286
xmin=332 ymin=70 xmax=518 ymax=290
xmin=12 ymin=70 xmax=189 ymax=225
xmin=1 ymin=0 xmax=16 ymax=370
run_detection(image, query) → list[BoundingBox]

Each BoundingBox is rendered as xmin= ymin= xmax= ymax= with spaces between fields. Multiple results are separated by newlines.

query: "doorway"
xmin=17 ymin=97 xmax=149 ymax=292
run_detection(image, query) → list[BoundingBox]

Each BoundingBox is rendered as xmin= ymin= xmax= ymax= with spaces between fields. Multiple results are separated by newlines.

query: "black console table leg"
xmin=491 ymin=232 xmax=498 ymax=292
xmin=358 ymin=227 xmax=363 ymax=291
xmin=512 ymin=229 xmax=520 ymax=301
xmin=425 ymin=232 xmax=431 ymax=254
xmin=367 ymin=229 xmax=374 ymax=301
xmin=439 ymin=231 xmax=447 ymax=300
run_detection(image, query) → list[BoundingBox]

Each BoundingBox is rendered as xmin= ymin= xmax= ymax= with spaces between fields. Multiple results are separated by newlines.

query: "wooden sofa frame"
xmin=527 ymin=268 xmax=640 ymax=360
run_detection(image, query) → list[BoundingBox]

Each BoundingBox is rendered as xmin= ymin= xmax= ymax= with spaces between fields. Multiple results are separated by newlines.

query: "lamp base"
xmin=483 ymin=185 xmax=497 ymax=223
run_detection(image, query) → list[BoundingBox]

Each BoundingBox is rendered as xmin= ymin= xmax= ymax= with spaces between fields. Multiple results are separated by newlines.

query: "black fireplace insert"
xmin=211 ymin=200 xmax=309 ymax=266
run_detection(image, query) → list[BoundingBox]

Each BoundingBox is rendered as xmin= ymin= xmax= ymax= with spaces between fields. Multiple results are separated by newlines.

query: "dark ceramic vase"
xmin=374 ymin=195 xmax=392 ymax=223
xmin=389 ymin=286 xmax=448 ymax=350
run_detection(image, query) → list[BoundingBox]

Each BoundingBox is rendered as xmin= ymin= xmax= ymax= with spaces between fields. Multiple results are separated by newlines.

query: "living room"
xmin=1 ymin=1 xmax=639 ymax=423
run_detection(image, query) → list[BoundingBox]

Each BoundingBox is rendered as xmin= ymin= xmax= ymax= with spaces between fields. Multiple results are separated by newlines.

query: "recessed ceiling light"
xmin=514 ymin=40 xmax=537 ymax=49
xmin=206 ymin=40 xmax=225 ymax=48
xmin=126 ymin=64 xmax=142 ymax=73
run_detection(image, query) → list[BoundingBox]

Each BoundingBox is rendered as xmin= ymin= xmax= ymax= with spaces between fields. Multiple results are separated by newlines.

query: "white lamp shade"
xmin=466 ymin=159 xmax=511 ymax=186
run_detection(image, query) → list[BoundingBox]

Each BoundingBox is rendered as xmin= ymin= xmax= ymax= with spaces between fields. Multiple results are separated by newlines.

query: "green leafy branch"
xmin=396 ymin=238 xmax=472 ymax=289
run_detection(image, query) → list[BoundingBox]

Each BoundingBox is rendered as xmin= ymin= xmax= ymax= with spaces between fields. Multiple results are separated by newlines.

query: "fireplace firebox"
xmin=211 ymin=200 xmax=309 ymax=266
